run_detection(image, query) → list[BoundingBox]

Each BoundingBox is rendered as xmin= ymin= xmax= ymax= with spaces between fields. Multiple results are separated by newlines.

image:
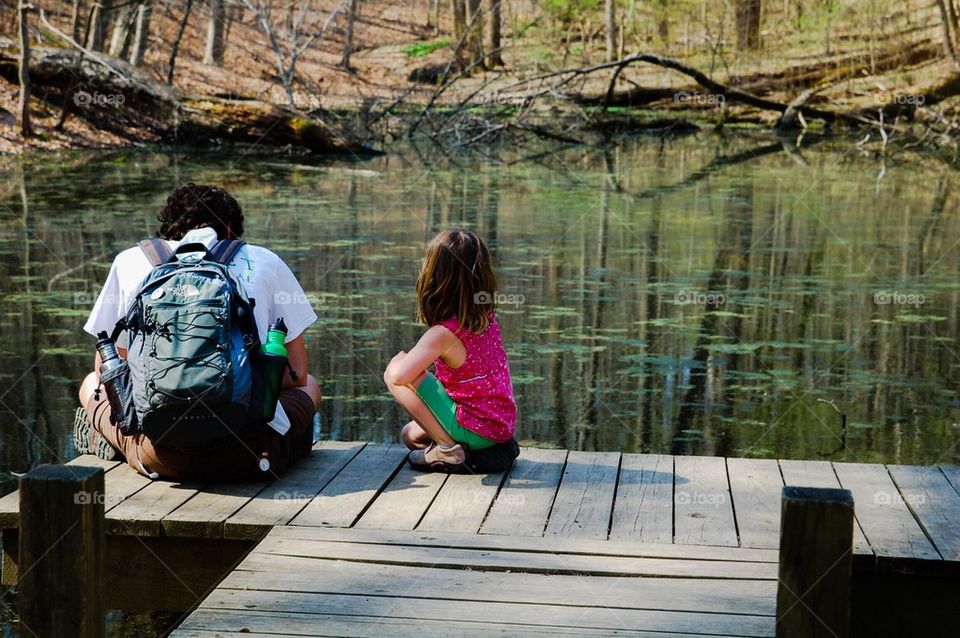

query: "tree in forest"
xmin=204 ymin=0 xmax=225 ymax=66
xmin=735 ymin=0 xmax=761 ymax=50
xmin=240 ymin=0 xmax=341 ymax=106
xmin=488 ymin=0 xmax=503 ymax=66
xmin=86 ymin=0 xmax=114 ymax=52
xmin=341 ymin=0 xmax=358 ymax=70
xmin=69 ymin=0 xmax=82 ymax=41
xmin=936 ymin=0 xmax=960 ymax=70
xmin=17 ymin=0 xmax=32 ymax=137
xmin=450 ymin=0 xmax=466 ymax=61
xmin=465 ymin=0 xmax=484 ymax=68
xmin=167 ymin=0 xmax=195 ymax=83
xmin=129 ymin=1 xmax=152 ymax=67
xmin=108 ymin=1 xmax=137 ymax=58
xmin=604 ymin=0 xmax=617 ymax=63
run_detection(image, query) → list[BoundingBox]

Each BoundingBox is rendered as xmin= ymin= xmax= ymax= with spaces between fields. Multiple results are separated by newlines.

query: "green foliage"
xmin=402 ymin=38 xmax=451 ymax=59
xmin=543 ymin=0 xmax=601 ymax=24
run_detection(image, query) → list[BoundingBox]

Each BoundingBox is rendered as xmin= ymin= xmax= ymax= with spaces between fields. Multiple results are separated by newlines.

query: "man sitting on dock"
xmin=76 ymin=183 xmax=321 ymax=480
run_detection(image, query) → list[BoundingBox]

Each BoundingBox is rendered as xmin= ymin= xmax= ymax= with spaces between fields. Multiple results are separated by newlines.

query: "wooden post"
xmin=776 ymin=486 xmax=853 ymax=638
xmin=18 ymin=464 xmax=105 ymax=638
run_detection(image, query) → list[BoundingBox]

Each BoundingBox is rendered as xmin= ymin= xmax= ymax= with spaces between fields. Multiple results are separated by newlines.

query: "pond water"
xmin=2 ymin=132 xmax=960 ymax=634
xmin=1 ymin=133 xmax=960 ymax=481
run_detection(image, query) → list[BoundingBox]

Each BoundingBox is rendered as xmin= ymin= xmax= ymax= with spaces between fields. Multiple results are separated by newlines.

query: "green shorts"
xmin=414 ymin=373 xmax=496 ymax=450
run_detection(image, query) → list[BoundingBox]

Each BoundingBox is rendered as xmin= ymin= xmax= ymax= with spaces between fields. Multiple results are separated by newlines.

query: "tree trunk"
xmin=108 ymin=1 xmax=135 ymax=58
xmin=167 ymin=0 xmax=194 ymax=84
xmin=340 ymin=0 xmax=358 ymax=69
xmin=488 ymin=0 xmax=503 ymax=66
xmin=605 ymin=0 xmax=616 ymax=63
xmin=936 ymin=0 xmax=960 ymax=70
xmin=465 ymin=0 xmax=484 ymax=68
xmin=17 ymin=0 xmax=31 ymax=137
xmin=129 ymin=1 xmax=152 ymax=67
xmin=70 ymin=0 xmax=83 ymax=41
xmin=451 ymin=0 xmax=466 ymax=42
xmin=86 ymin=0 xmax=113 ymax=52
xmin=735 ymin=0 xmax=761 ymax=50
xmin=203 ymin=0 xmax=225 ymax=66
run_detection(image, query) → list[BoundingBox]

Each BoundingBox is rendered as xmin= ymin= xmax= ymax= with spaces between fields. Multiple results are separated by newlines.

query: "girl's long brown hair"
xmin=416 ymin=229 xmax=497 ymax=333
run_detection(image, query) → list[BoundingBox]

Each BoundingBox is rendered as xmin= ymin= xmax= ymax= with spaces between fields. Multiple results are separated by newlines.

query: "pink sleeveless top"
xmin=434 ymin=314 xmax=517 ymax=443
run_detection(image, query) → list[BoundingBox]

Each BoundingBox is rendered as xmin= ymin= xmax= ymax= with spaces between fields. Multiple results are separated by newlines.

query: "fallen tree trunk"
xmin=0 ymin=44 xmax=374 ymax=154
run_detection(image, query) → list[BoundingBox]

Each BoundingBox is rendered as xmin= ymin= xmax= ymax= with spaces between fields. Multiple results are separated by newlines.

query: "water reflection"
xmin=1 ymin=134 xmax=959 ymax=477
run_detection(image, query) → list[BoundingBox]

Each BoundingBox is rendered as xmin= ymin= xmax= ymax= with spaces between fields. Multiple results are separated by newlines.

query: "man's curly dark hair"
xmin=156 ymin=183 xmax=245 ymax=240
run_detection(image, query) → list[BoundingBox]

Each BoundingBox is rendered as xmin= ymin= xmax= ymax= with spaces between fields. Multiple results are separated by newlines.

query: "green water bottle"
xmin=261 ymin=317 xmax=289 ymax=421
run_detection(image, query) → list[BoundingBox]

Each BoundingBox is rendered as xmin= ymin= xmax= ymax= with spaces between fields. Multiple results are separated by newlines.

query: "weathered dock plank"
xmin=162 ymin=479 xmax=270 ymax=539
xmin=417 ymin=471 xmax=507 ymax=534
xmin=832 ymin=462 xmax=939 ymax=560
xmin=220 ymin=562 xmax=775 ymax=618
xmin=727 ymin=457 xmax=783 ymax=549
xmin=673 ymin=455 xmax=738 ymax=547
xmin=289 ymin=444 xmax=407 ymax=528
xmin=175 ymin=609 xmax=708 ymax=637
xmin=609 ymin=453 xmax=674 ymax=544
xmin=544 ymin=451 xmax=619 ymax=539
xmin=193 ymin=590 xmax=775 ymax=637
xmin=223 ymin=441 xmax=365 ymax=539
xmin=273 ymin=525 xmax=780 ymax=563
xmin=353 ymin=464 xmax=447 ymax=530
xmin=480 ymin=447 xmax=566 ymax=537
xmin=106 ymin=479 xmax=204 ymax=536
xmin=888 ymin=464 xmax=960 ymax=561
xmin=247 ymin=537 xmax=777 ymax=580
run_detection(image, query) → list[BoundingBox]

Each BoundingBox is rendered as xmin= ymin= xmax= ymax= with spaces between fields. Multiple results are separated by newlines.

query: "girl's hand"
xmin=383 ymin=328 xmax=457 ymax=387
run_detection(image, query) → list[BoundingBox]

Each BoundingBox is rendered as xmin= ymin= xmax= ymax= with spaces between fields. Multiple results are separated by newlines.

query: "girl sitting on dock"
xmin=383 ymin=229 xmax=518 ymax=472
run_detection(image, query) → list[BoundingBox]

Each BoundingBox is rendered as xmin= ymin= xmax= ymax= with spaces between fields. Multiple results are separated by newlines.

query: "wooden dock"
xmin=2 ymin=442 xmax=959 ymax=636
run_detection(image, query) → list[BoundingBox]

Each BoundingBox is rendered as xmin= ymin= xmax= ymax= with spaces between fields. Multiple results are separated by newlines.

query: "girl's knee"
xmin=401 ymin=422 xmax=427 ymax=450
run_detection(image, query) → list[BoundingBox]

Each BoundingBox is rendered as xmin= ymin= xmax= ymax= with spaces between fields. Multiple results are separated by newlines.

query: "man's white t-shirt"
xmin=83 ymin=227 xmax=318 ymax=435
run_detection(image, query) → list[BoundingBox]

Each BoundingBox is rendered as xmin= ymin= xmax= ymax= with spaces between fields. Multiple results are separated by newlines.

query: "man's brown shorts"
xmin=85 ymin=389 xmax=316 ymax=481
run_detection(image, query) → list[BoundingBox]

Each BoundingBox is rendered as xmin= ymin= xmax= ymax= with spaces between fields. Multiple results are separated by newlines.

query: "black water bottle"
xmin=96 ymin=331 xmax=139 ymax=435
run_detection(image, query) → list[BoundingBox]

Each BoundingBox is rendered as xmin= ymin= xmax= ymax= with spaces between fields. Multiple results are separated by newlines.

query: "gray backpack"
xmin=118 ymin=238 xmax=264 ymax=448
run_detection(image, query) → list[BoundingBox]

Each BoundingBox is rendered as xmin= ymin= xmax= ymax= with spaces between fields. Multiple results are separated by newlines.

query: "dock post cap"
xmin=781 ymin=485 xmax=853 ymax=505
xmin=21 ymin=463 xmax=104 ymax=482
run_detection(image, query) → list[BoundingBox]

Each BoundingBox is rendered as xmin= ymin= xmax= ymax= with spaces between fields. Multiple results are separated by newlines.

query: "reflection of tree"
xmin=639 ymin=140 xmax=666 ymax=451
xmin=673 ymin=178 xmax=754 ymax=456
xmin=575 ymin=150 xmax=613 ymax=450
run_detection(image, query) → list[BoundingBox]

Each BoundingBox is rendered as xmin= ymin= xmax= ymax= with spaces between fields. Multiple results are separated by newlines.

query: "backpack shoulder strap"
xmin=138 ymin=238 xmax=174 ymax=267
xmin=210 ymin=239 xmax=247 ymax=266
